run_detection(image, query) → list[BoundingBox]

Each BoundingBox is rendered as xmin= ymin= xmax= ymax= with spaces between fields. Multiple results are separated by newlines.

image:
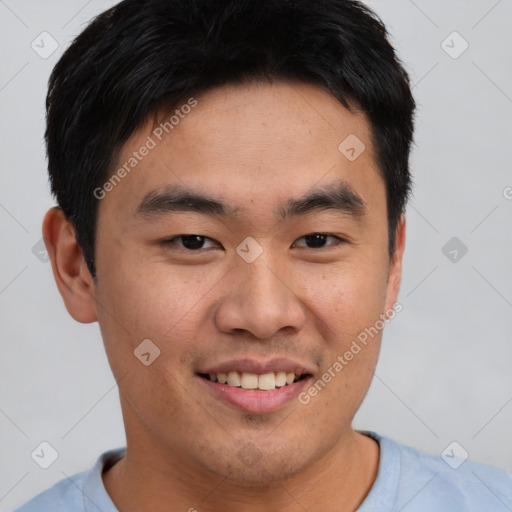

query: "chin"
xmin=199 ymin=444 xmax=313 ymax=487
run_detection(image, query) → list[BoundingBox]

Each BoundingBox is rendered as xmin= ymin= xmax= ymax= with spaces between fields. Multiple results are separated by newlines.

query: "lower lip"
xmin=197 ymin=375 xmax=312 ymax=413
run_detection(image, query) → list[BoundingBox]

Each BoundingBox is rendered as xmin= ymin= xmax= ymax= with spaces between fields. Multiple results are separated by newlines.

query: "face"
xmin=87 ymin=81 xmax=403 ymax=483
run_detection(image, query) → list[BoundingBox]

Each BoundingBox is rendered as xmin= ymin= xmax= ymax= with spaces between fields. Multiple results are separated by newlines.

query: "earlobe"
xmin=43 ymin=207 xmax=98 ymax=323
xmin=385 ymin=214 xmax=406 ymax=313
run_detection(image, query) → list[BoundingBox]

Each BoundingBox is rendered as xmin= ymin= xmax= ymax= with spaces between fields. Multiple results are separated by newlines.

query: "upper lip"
xmin=197 ymin=358 xmax=314 ymax=376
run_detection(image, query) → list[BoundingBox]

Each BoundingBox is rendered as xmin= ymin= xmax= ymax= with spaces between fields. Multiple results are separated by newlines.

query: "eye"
xmin=292 ymin=233 xmax=344 ymax=249
xmin=162 ymin=235 xmax=221 ymax=251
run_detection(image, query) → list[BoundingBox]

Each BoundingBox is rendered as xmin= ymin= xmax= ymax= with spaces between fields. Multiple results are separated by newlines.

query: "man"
xmin=15 ymin=0 xmax=512 ymax=511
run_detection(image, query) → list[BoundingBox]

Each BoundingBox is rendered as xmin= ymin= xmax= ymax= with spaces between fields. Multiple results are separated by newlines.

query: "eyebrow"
xmin=134 ymin=180 xmax=366 ymax=221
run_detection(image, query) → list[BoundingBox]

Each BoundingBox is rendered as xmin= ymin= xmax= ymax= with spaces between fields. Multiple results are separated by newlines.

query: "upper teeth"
xmin=208 ymin=371 xmax=298 ymax=390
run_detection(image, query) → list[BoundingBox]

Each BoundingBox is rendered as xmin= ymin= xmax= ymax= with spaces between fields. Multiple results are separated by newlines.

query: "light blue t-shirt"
xmin=13 ymin=431 xmax=512 ymax=511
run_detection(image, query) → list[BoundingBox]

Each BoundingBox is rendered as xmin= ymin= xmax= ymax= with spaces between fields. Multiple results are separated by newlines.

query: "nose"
xmin=214 ymin=251 xmax=306 ymax=339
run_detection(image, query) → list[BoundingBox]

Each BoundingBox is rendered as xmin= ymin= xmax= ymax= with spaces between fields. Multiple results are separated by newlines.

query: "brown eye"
xmin=163 ymin=235 xmax=220 ymax=250
xmin=293 ymin=233 xmax=343 ymax=249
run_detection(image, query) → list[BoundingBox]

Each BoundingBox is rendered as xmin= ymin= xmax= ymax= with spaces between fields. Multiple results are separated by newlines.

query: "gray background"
xmin=1 ymin=0 xmax=511 ymax=510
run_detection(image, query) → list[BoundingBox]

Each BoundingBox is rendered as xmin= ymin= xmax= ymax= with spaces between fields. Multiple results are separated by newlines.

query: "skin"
xmin=43 ymin=81 xmax=406 ymax=512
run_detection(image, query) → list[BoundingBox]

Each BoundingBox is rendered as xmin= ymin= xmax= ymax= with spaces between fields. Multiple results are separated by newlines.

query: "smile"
xmin=198 ymin=371 xmax=308 ymax=391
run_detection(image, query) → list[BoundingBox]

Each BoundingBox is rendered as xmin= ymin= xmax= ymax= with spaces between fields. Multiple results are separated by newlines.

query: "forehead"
xmin=100 ymin=81 xmax=383 ymax=221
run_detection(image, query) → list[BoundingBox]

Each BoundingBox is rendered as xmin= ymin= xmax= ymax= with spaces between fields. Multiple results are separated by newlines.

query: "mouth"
xmin=195 ymin=360 xmax=314 ymax=413
xmin=197 ymin=371 xmax=310 ymax=391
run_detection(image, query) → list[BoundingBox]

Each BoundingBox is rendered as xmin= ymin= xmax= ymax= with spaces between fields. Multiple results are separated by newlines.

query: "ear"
xmin=384 ymin=214 xmax=406 ymax=314
xmin=43 ymin=207 xmax=98 ymax=323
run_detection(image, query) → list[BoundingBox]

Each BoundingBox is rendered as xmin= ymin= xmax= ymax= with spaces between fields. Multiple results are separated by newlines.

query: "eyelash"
xmin=162 ymin=233 xmax=345 ymax=251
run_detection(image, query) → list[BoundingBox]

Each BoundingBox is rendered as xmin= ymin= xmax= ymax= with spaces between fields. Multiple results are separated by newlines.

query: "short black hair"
xmin=46 ymin=0 xmax=415 ymax=278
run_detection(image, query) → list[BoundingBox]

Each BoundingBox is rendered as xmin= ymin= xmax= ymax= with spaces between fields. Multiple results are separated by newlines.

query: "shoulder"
xmin=13 ymin=472 xmax=87 ymax=512
xmin=12 ymin=448 xmax=125 ymax=512
xmin=399 ymin=440 xmax=511 ymax=505
xmin=360 ymin=431 xmax=512 ymax=511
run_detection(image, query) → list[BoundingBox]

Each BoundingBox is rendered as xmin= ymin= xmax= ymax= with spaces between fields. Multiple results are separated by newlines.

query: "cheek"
xmin=93 ymin=258 xmax=215 ymax=423
xmin=94 ymin=250 xmax=223 ymax=358
xmin=295 ymin=263 xmax=386 ymax=426
xmin=297 ymin=256 xmax=389 ymax=341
